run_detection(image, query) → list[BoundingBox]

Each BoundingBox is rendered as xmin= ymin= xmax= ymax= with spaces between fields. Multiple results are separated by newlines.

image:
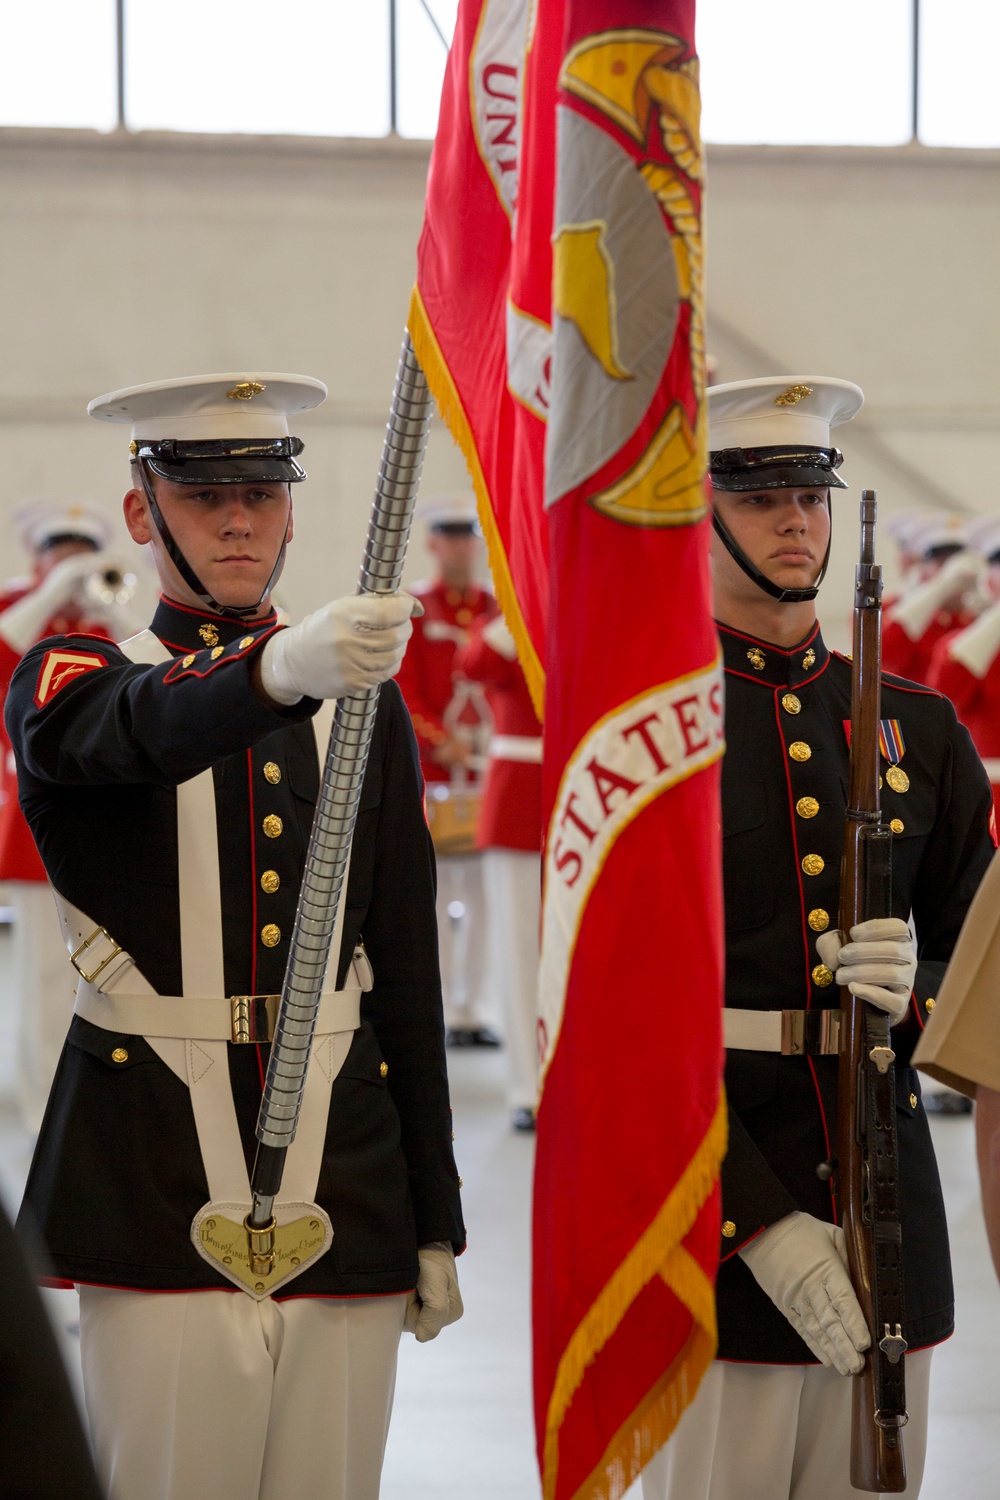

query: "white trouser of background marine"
xmin=482 ymin=847 xmax=540 ymax=1109
xmin=436 ymin=851 xmax=491 ymax=1031
xmin=9 ymin=878 xmax=76 ymax=1133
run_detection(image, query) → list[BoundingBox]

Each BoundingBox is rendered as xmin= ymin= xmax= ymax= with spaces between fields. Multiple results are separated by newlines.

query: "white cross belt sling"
xmin=52 ymin=630 xmax=361 ymax=1296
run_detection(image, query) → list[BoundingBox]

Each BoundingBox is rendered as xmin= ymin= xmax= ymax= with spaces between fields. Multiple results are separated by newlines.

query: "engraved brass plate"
xmin=196 ymin=1211 xmax=331 ymax=1298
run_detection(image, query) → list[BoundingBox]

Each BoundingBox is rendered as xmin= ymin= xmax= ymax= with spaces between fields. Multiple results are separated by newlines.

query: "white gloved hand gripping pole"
xmin=244 ymin=335 xmax=433 ymax=1269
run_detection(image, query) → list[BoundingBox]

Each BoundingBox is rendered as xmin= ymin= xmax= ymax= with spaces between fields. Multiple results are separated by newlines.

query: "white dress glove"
xmin=739 ymin=1211 xmax=870 ymax=1375
xmin=403 ymin=1242 xmax=464 ymax=1343
xmin=889 ymin=550 xmax=983 ymax=641
xmin=815 ymin=918 xmax=917 ymax=1024
xmin=0 ymin=549 xmax=114 ymax=654
xmin=947 ymin=598 xmax=1000 ymax=679
xmin=258 ymin=593 xmax=418 ymax=706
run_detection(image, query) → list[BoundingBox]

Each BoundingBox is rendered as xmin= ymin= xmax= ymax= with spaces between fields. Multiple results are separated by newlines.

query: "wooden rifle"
xmin=836 ymin=490 xmax=909 ymax=1492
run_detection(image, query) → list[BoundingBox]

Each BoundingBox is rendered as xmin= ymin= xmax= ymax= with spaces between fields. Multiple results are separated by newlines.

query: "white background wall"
xmin=1 ymin=129 xmax=998 ymax=651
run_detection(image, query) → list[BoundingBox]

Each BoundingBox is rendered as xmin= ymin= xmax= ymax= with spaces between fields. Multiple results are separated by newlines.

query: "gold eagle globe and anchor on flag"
xmin=409 ymin=4 xmax=725 ymax=1497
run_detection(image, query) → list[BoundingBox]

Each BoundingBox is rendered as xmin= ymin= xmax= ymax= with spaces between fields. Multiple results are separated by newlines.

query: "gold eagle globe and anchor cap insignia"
xmin=545 ymin=29 xmax=708 ymax=531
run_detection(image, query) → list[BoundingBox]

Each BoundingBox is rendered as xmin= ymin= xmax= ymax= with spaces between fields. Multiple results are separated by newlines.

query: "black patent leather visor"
xmin=135 ymin=436 xmax=307 ymax=484
xmin=709 ymin=444 xmax=847 ymax=492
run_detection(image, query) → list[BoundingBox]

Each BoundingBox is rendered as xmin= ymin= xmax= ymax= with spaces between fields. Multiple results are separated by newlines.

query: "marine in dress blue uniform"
xmin=6 ymin=374 xmax=465 ymax=1500
xmin=642 ymin=378 xmax=995 ymax=1500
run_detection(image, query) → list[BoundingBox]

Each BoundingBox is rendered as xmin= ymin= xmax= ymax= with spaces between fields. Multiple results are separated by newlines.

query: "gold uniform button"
xmin=458 ymin=1176 xmax=464 ymax=1188
xmin=925 ymin=997 xmax=936 ymax=1012
xmin=239 ymin=635 xmax=255 ymax=650
xmin=111 ymin=1047 xmax=129 ymax=1064
xmin=801 ymin=853 xmax=825 ymax=876
xmin=909 ymin=1092 xmax=918 ymax=1109
xmin=182 ymin=653 xmax=196 ymax=668
xmin=796 ymin=796 xmax=820 ymax=819
xmin=890 ymin=818 xmax=904 ymax=834
xmin=812 ymin=964 xmax=834 ymax=987
xmin=721 ymin=1220 xmax=736 ymax=1239
xmin=380 ymin=1061 xmax=389 ymax=1078
xmin=210 ymin=646 xmax=224 ymax=660
xmin=261 ymin=924 xmax=281 ymax=947
xmin=808 ymin=908 xmax=830 ymax=932
xmin=782 ymin=693 xmax=802 ymax=715
xmin=263 ymin=815 xmax=283 ymax=839
xmin=260 ymin=869 xmax=280 ymax=894
xmin=886 ymin=766 xmax=910 ymax=794
xmin=263 ymin=762 xmax=281 ymax=785
xmin=788 ymin=741 xmax=812 ymax=762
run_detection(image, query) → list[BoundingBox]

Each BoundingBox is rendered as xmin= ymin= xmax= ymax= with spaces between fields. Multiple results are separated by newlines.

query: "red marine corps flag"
xmin=409 ymin=3 xmax=726 ymax=1496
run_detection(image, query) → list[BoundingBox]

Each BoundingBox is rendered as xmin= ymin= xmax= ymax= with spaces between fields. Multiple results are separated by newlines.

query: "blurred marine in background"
xmin=0 ymin=500 xmax=139 ymax=1130
xmin=395 ymin=494 xmax=500 ymax=1045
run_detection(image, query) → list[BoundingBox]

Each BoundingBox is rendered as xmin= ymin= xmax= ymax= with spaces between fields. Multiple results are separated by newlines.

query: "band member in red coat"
xmin=882 ymin=513 xmax=982 ymax=684
xmin=0 ymin=501 xmax=138 ymax=1129
xmin=928 ymin=517 xmax=1000 ymax=802
xmin=396 ymin=495 xmax=499 ymax=1044
xmin=454 ymin=613 xmax=542 ymax=1129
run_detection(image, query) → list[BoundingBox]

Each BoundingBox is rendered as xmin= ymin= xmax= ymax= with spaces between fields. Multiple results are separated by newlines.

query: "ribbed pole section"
xmin=248 ymin=334 xmax=432 ymax=1230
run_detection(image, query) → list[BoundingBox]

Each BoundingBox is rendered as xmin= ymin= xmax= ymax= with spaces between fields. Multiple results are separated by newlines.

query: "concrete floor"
xmin=0 ymin=925 xmax=997 ymax=1497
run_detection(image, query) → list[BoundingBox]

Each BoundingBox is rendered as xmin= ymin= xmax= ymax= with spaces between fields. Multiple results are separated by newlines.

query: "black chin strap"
xmin=712 ymin=506 xmax=831 ymax=604
xmin=137 ymin=460 xmax=287 ymax=621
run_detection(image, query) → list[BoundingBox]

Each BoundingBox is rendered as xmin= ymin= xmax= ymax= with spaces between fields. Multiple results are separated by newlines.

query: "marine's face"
xmin=427 ymin=530 xmax=480 ymax=588
xmin=124 ymin=475 xmax=293 ymax=614
xmin=711 ymin=485 xmax=831 ymax=595
xmin=34 ymin=538 xmax=98 ymax=581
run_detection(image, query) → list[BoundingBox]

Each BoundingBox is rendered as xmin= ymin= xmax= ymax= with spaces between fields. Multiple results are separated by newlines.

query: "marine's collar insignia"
xmin=198 ymin=623 xmax=220 ymax=648
xmin=802 ymin=648 xmax=816 ymax=670
xmin=746 ymin=647 xmax=766 ymax=671
xmin=774 ymin=384 xmax=813 ymax=406
xmin=226 ymin=380 xmax=266 ymax=401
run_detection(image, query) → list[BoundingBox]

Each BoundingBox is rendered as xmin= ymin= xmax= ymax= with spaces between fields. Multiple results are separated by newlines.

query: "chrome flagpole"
xmin=245 ymin=334 xmax=432 ymax=1267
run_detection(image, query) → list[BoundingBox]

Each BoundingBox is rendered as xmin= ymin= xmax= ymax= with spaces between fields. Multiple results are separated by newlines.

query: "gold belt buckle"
xmin=781 ymin=1010 xmax=806 ymax=1055
xmin=230 ymin=995 xmax=280 ymax=1045
xmin=71 ymin=927 xmax=123 ymax=985
xmin=780 ymin=1009 xmax=842 ymax=1056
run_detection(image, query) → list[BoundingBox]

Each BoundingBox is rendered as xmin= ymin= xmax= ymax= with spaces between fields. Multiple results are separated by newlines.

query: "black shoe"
xmin=469 ymin=1026 xmax=502 ymax=1048
xmin=923 ymin=1088 xmax=973 ymax=1115
xmin=511 ymin=1107 xmax=536 ymax=1133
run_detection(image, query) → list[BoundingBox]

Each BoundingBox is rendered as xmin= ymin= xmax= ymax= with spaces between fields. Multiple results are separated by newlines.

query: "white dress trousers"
xmin=482 ymin=848 xmax=540 ymax=1108
xmin=640 ymin=1350 xmax=932 ymax=1500
xmin=79 ymin=1285 xmax=407 ymax=1500
xmin=10 ymin=879 xmax=76 ymax=1133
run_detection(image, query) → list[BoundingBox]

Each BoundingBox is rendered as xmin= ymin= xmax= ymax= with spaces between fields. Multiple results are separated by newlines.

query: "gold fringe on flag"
xmin=543 ymin=1094 xmax=728 ymax=1500
xmin=407 ymin=284 xmax=546 ymax=718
